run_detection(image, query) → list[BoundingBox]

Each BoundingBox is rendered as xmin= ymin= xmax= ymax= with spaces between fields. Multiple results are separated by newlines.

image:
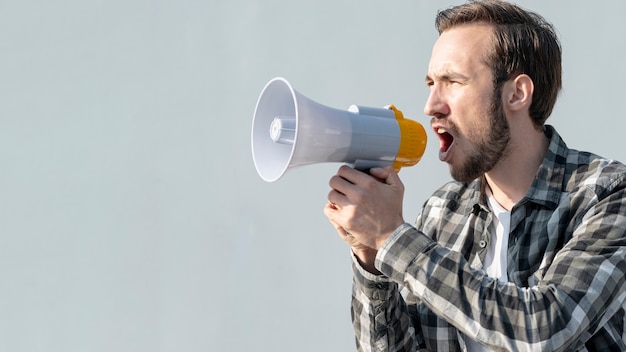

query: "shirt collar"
xmin=522 ymin=125 xmax=567 ymax=209
xmin=470 ymin=125 xmax=568 ymax=211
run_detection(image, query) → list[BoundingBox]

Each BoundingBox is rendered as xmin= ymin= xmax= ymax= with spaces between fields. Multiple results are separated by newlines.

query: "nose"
xmin=423 ymin=85 xmax=449 ymax=119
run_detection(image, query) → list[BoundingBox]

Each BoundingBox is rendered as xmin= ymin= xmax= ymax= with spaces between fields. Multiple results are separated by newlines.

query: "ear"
xmin=504 ymin=74 xmax=534 ymax=112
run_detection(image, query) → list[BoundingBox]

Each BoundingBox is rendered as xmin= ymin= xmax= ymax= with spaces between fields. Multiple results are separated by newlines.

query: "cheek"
xmin=448 ymin=87 xmax=494 ymax=135
xmin=464 ymin=92 xmax=495 ymax=130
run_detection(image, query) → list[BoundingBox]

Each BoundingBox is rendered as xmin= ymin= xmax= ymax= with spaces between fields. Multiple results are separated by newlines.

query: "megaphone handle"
xmin=351 ymin=160 xmax=393 ymax=173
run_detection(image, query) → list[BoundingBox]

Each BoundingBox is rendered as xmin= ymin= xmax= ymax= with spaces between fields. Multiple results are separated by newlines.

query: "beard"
xmin=449 ymin=89 xmax=511 ymax=183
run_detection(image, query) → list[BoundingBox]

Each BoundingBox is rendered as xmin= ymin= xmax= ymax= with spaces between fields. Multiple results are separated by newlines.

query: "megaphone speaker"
xmin=251 ymin=77 xmax=427 ymax=182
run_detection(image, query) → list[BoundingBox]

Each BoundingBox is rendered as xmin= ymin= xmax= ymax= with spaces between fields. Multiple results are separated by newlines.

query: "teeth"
xmin=437 ymin=128 xmax=447 ymax=134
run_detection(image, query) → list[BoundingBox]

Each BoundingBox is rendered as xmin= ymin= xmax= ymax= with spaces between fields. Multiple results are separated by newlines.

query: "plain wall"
xmin=1 ymin=1 xmax=625 ymax=351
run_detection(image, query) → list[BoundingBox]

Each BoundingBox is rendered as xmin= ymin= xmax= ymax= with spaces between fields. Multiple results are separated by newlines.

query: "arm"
xmin=350 ymin=250 xmax=419 ymax=352
xmin=376 ymin=185 xmax=626 ymax=351
xmin=324 ymin=166 xmax=422 ymax=350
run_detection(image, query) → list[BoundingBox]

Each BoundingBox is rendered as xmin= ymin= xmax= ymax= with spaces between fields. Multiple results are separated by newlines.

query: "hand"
xmin=324 ymin=211 xmax=381 ymax=274
xmin=324 ymin=165 xmax=405 ymax=251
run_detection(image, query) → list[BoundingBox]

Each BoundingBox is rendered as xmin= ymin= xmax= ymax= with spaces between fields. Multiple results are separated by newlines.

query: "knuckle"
xmin=361 ymin=178 xmax=378 ymax=192
xmin=351 ymin=190 xmax=365 ymax=204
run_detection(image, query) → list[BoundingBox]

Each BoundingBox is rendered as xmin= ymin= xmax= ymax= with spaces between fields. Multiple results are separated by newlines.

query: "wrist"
xmin=352 ymin=247 xmax=381 ymax=275
xmin=375 ymin=219 xmax=406 ymax=249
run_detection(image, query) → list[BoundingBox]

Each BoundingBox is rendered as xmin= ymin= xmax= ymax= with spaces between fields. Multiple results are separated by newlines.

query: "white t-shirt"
xmin=464 ymin=195 xmax=511 ymax=351
xmin=483 ymin=195 xmax=511 ymax=283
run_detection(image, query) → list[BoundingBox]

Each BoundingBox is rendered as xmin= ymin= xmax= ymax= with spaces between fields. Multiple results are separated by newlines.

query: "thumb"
xmin=370 ymin=165 xmax=401 ymax=186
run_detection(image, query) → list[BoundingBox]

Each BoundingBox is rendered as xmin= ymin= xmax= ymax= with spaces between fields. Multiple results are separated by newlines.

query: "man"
xmin=324 ymin=1 xmax=626 ymax=351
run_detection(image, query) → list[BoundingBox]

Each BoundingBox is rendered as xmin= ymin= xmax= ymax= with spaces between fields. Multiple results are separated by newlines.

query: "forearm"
xmin=351 ymin=252 xmax=417 ymax=352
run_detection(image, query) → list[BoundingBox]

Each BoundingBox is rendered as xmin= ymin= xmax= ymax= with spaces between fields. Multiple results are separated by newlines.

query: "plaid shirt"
xmin=351 ymin=126 xmax=626 ymax=351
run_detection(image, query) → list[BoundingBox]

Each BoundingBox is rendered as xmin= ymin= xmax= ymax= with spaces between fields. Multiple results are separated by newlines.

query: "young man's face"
xmin=424 ymin=24 xmax=510 ymax=183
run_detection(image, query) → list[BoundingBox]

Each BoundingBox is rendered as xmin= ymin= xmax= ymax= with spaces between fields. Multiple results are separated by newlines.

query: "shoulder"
xmin=563 ymin=148 xmax=626 ymax=196
xmin=417 ymin=179 xmax=481 ymax=227
xmin=542 ymin=126 xmax=626 ymax=200
xmin=428 ymin=179 xmax=479 ymax=208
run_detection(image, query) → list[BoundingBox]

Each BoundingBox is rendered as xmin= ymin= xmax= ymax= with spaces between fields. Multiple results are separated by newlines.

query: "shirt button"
xmin=479 ymin=240 xmax=487 ymax=248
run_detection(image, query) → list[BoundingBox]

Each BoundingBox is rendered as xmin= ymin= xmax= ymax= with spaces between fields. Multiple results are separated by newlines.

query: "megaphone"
xmin=251 ymin=77 xmax=427 ymax=182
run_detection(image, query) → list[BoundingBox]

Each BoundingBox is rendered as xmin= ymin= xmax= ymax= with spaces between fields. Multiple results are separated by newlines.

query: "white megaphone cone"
xmin=251 ymin=77 xmax=427 ymax=182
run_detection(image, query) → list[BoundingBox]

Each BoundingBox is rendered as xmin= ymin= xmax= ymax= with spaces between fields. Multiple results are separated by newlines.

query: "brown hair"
xmin=435 ymin=0 xmax=562 ymax=127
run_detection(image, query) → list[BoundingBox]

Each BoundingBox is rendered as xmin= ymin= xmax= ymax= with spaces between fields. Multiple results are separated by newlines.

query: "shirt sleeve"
xmin=375 ymin=188 xmax=626 ymax=351
xmin=350 ymin=225 xmax=422 ymax=352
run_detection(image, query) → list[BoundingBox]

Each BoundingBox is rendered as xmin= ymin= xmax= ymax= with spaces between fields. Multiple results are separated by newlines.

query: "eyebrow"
xmin=425 ymin=70 xmax=470 ymax=84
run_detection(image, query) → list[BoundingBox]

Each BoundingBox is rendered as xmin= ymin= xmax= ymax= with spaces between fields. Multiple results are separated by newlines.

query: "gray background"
xmin=1 ymin=1 xmax=624 ymax=351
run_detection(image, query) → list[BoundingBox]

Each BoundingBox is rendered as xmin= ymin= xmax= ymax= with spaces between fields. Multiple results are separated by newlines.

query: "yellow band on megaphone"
xmin=388 ymin=105 xmax=428 ymax=172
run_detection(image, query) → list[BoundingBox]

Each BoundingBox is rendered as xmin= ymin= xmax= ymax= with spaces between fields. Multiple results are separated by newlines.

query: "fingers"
xmin=336 ymin=165 xmax=372 ymax=185
xmin=327 ymin=165 xmax=403 ymax=208
xmin=324 ymin=203 xmax=344 ymax=231
xmin=325 ymin=164 xmax=406 ymax=251
xmin=327 ymin=166 xmax=362 ymax=208
xmin=324 ymin=202 xmax=350 ymax=240
xmin=324 ymin=202 xmax=370 ymax=249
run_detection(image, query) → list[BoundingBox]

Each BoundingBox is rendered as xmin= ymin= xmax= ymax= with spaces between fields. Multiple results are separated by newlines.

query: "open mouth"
xmin=436 ymin=127 xmax=455 ymax=161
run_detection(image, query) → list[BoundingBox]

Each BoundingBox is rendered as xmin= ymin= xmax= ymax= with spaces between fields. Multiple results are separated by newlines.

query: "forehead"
xmin=428 ymin=23 xmax=494 ymax=78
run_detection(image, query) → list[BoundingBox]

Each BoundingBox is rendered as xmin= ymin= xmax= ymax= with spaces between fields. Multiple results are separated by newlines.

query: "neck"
xmin=484 ymin=126 xmax=549 ymax=210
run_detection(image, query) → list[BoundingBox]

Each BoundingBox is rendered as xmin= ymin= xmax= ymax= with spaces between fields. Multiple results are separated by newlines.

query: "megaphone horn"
xmin=251 ymin=77 xmax=427 ymax=182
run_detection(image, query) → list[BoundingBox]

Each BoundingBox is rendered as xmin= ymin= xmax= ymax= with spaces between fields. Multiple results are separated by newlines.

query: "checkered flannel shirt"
xmin=351 ymin=126 xmax=626 ymax=351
